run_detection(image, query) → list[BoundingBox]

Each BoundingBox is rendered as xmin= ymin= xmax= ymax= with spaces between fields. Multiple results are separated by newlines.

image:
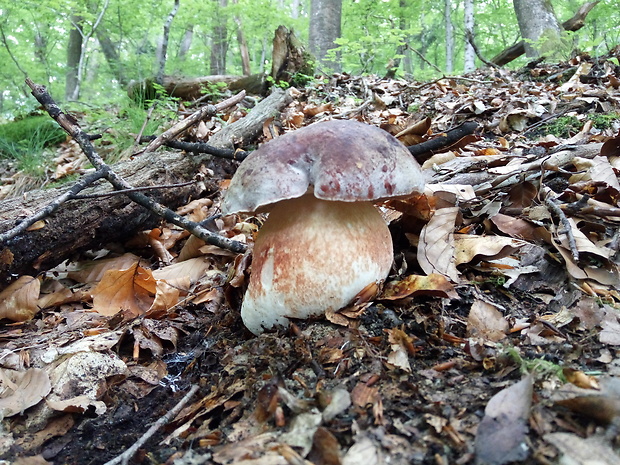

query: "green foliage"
xmin=502 ymin=346 xmax=566 ymax=381
xmin=543 ymin=116 xmax=582 ymax=138
xmin=588 ymin=112 xmax=620 ymax=130
xmin=0 ymin=116 xmax=65 ymax=174
xmin=0 ymin=0 xmax=618 ymax=118
xmin=542 ymin=112 xmax=620 ymax=138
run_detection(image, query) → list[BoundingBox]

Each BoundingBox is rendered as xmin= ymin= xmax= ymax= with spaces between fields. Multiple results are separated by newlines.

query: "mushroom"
xmin=221 ymin=119 xmax=424 ymax=335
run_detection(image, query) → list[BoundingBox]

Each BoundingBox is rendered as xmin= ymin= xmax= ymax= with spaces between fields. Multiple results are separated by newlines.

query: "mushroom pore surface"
xmin=241 ymin=194 xmax=392 ymax=335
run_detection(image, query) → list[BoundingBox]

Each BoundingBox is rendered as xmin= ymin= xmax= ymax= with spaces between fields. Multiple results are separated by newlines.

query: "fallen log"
xmin=0 ymin=88 xmax=292 ymax=288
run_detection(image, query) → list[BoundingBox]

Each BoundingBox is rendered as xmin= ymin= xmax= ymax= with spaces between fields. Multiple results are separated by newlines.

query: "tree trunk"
xmin=444 ymin=0 xmax=453 ymax=73
xmin=96 ymin=27 xmax=128 ymax=87
xmin=210 ymin=0 xmax=229 ymax=75
xmin=177 ymin=24 xmax=194 ymax=62
xmin=308 ymin=0 xmax=342 ymax=72
xmin=235 ymin=18 xmax=251 ymax=75
xmin=385 ymin=0 xmax=409 ymax=79
xmin=271 ymin=26 xmax=313 ymax=84
xmin=513 ymin=0 xmax=562 ymax=57
xmin=65 ymin=17 xmax=83 ymax=101
xmin=155 ymin=0 xmax=180 ymax=85
xmin=464 ymin=0 xmax=475 ymax=72
xmin=491 ymin=1 xmax=599 ymax=66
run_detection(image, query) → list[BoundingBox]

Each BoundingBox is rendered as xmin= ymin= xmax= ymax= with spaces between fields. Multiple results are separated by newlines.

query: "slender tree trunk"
xmin=66 ymin=0 xmax=110 ymax=101
xmin=177 ymin=24 xmax=194 ymax=61
xmin=444 ymin=0 xmax=453 ymax=73
xmin=309 ymin=0 xmax=342 ymax=72
xmin=464 ymin=0 xmax=475 ymax=72
xmin=513 ymin=0 xmax=562 ymax=57
xmin=155 ymin=0 xmax=180 ymax=84
xmin=210 ymin=0 xmax=228 ymax=75
xmin=65 ymin=17 xmax=83 ymax=101
xmin=231 ymin=0 xmax=251 ymax=76
xmin=385 ymin=0 xmax=409 ymax=79
xmin=96 ymin=27 xmax=128 ymax=87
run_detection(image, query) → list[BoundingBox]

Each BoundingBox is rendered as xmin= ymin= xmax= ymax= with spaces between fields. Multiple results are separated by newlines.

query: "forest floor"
xmin=3 ymin=54 xmax=620 ymax=465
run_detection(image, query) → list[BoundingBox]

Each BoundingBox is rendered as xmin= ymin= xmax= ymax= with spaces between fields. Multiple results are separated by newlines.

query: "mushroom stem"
xmin=241 ymin=194 xmax=393 ymax=335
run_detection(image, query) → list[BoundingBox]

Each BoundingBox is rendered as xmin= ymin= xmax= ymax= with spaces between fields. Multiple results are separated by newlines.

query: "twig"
xmin=408 ymin=121 xmax=479 ymax=159
xmin=138 ymin=136 xmax=249 ymax=160
xmin=465 ymin=29 xmax=500 ymax=69
xmin=138 ymin=90 xmax=246 ymax=155
xmin=22 ymin=79 xmax=247 ymax=254
xmin=542 ymin=187 xmax=579 ymax=261
xmin=70 ymin=180 xmax=199 ymax=199
xmin=0 ymin=170 xmax=106 ymax=243
xmin=103 ymin=384 xmax=199 ymax=465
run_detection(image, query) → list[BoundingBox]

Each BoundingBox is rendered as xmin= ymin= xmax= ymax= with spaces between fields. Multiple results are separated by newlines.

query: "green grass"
xmin=0 ymin=116 xmax=66 ymax=176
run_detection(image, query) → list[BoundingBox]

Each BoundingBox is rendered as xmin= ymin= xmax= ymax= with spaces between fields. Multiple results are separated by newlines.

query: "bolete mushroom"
xmin=221 ymin=119 xmax=424 ymax=334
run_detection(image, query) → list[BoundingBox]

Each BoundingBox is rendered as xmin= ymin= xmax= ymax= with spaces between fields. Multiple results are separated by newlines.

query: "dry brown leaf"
xmin=467 ymin=299 xmax=509 ymax=342
xmin=149 ymin=279 xmax=182 ymax=313
xmin=0 ymin=367 xmax=51 ymax=417
xmin=490 ymin=214 xmax=538 ymax=241
xmin=0 ymin=275 xmax=41 ymax=322
xmin=46 ymin=395 xmax=107 ymax=415
xmin=418 ymin=207 xmax=459 ymax=281
xmin=563 ymin=368 xmax=600 ymax=390
xmin=454 ymin=235 xmax=525 ymax=266
xmin=152 ymin=257 xmax=216 ymax=286
xmin=545 ymin=432 xmax=620 ymax=464
xmin=386 ymin=328 xmax=415 ymax=373
xmin=475 ymin=375 xmax=533 ymax=465
xmin=177 ymin=234 xmax=206 ymax=261
xmin=67 ymin=253 xmax=141 ymax=283
xmin=381 ymin=273 xmax=458 ymax=300
xmin=91 ymin=262 xmax=156 ymax=317
xmin=571 ymin=155 xmax=620 ymax=190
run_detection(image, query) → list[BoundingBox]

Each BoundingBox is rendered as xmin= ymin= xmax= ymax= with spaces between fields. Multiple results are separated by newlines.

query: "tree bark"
xmin=177 ymin=24 xmax=194 ymax=62
xmin=491 ymin=1 xmax=600 ymax=66
xmin=385 ymin=0 xmax=409 ymax=79
xmin=210 ymin=0 xmax=229 ymax=75
xmin=65 ymin=17 xmax=83 ymax=101
xmin=308 ymin=0 xmax=342 ymax=72
xmin=96 ymin=27 xmax=128 ymax=87
xmin=444 ymin=0 xmax=453 ymax=72
xmin=464 ymin=0 xmax=475 ymax=72
xmin=0 ymin=88 xmax=292 ymax=288
xmin=513 ymin=0 xmax=562 ymax=58
xmin=155 ymin=0 xmax=180 ymax=85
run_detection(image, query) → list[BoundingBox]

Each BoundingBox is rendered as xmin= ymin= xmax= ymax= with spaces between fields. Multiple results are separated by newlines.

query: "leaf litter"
xmin=3 ymin=56 xmax=620 ymax=464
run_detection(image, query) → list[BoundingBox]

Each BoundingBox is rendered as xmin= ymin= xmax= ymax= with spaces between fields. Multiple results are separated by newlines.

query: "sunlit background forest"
xmin=1 ymin=0 xmax=620 ymax=120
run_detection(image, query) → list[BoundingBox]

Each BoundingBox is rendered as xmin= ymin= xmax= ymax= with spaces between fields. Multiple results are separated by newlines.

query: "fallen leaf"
xmin=381 ymin=273 xmax=458 ymax=300
xmin=0 ymin=368 xmax=51 ymax=416
xmin=474 ymin=375 xmax=533 ymax=465
xmin=91 ymin=262 xmax=156 ymax=317
xmin=454 ymin=235 xmax=525 ymax=266
xmin=467 ymin=299 xmax=509 ymax=342
xmin=544 ymin=432 xmax=620 ymax=464
xmin=0 ymin=275 xmax=41 ymax=322
xmin=66 ymin=253 xmax=141 ymax=283
xmin=418 ymin=206 xmax=459 ymax=281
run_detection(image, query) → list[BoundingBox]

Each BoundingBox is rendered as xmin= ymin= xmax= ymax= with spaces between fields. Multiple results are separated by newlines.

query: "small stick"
xmin=542 ymin=187 xmax=579 ymax=261
xmin=138 ymin=90 xmax=246 ymax=155
xmin=138 ymin=136 xmax=249 ymax=160
xmin=69 ymin=180 xmax=199 ymax=199
xmin=102 ymin=384 xmax=199 ymax=465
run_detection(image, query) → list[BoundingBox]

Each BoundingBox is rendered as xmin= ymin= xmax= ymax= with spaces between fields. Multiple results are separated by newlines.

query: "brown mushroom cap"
xmin=221 ymin=119 xmax=424 ymax=214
